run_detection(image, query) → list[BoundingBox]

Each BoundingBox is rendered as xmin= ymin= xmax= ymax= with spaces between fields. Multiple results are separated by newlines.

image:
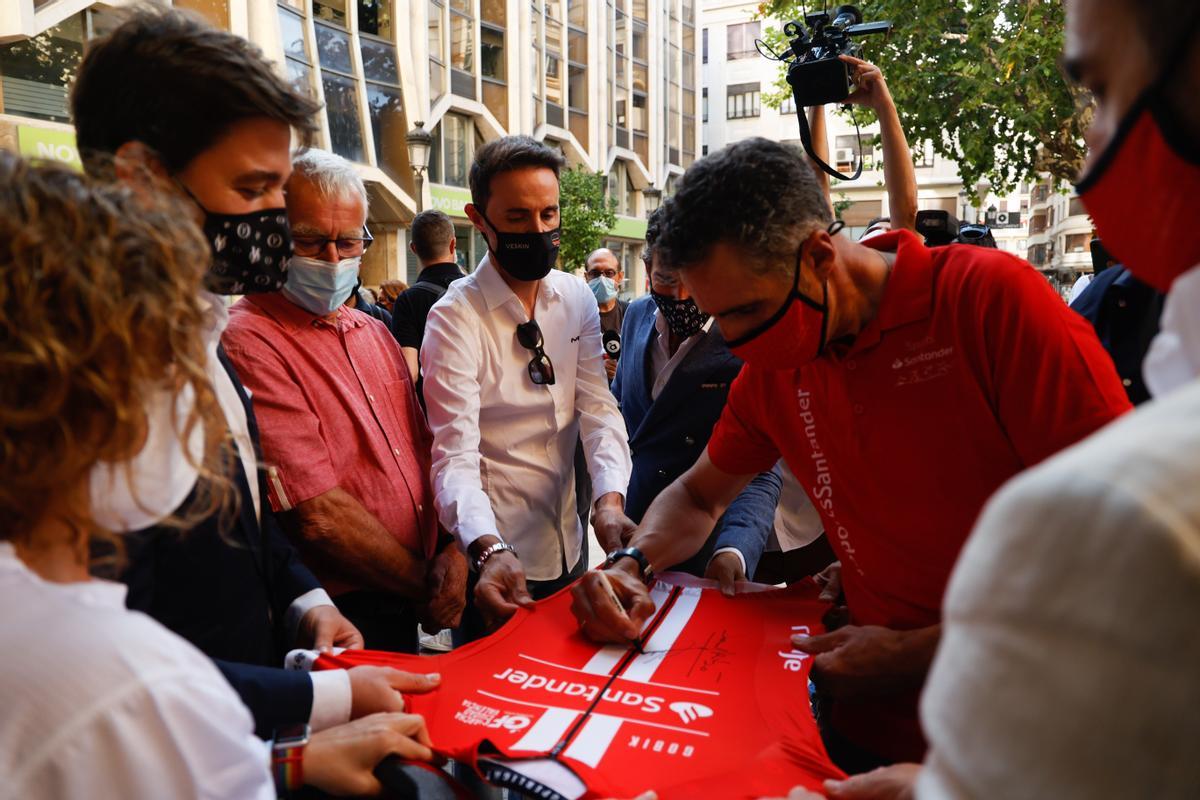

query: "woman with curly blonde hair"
xmin=0 ymin=153 xmax=433 ymax=797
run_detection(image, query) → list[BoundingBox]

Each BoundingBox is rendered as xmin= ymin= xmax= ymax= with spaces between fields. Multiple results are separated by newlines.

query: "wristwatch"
xmin=473 ymin=540 xmax=518 ymax=573
xmin=271 ymin=723 xmax=310 ymax=797
xmin=603 ymin=546 xmax=655 ymax=585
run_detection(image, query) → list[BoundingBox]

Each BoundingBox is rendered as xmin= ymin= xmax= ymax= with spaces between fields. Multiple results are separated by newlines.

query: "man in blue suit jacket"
xmin=609 ymin=207 xmax=780 ymax=589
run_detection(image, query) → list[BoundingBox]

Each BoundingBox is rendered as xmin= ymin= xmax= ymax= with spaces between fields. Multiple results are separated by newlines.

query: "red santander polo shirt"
xmin=222 ymin=293 xmax=438 ymax=595
xmin=706 ymin=229 xmax=1132 ymax=759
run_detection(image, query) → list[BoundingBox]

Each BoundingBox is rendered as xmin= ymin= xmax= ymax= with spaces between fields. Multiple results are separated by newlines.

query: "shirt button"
xmin=853 ymin=403 xmax=865 ymax=415
xmin=368 ymin=394 xmax=375 ymax=403
xmin=657 ymin=469 xmax=668 ymax=477
xmin=418 ymin=503 xmax=424 ymax=513
xmin=393 ymin=448 xmax=401 ymax=456
xmin=684 ymin=435 xmax=696 ymax=446
xmin=1122 ymin=378 xmax=1133 ymax=387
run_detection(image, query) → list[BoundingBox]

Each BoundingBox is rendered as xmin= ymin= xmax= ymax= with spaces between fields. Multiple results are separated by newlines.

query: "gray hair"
xmin=290 ymin=148 xmax=369 ymax=208
xmin=657 ymin=138 xmax=831 ymax=278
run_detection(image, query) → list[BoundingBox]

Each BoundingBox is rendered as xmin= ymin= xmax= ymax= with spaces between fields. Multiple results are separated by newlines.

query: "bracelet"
xmin=271 ymin=724 xmax=309 ymax=798
xmin=473 ymin=541 xmax=518 ymax=573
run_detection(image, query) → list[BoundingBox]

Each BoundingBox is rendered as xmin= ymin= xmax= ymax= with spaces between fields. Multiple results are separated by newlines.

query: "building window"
xmin=702 ymin=27 xmax=708 ymax=63
xmin=702 ymin=87 xmax=708 ymax=122
xmin=449 ymin=0 xmax=474 ymax=74
xmin=1065 ymin=233 xmax=1089 ymax=253
xmin=359 ymin=2 xmax=409 ymax=183
xmin=607 ymin=160 xmax=637 ymax=216
xmin=0 ymin=14 xmax=87 ymax=122
xmin=726 ymin=21 xmax=760 ymax=60
xmin=314 ymin=9 xmax=365 ymax=162
xmin=780 ymin=94 xmax=797 ymax=114
xmin=568 ymin=0 xmax=589 ymax=147
xmin=480 ymin=25 xmax=505 ymax=80
xmin=430 ymin=112 xmax=478 ymax=187
xmin=429 ymin=0 xmax=446 ymax=98
xmin=726 ymin=82 xmax=761 ymax=119
xmin=357 ymin=0 xmax=393 ymax=37
xmin=277 ymin=5 xmax=317 ymax=99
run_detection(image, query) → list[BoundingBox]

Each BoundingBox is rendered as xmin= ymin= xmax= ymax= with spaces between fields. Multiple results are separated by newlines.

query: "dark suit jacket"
xmin=612 ymin=297 xmax=780 ymax=577
xmin=121 ymin=345 xmax=321 ymax=738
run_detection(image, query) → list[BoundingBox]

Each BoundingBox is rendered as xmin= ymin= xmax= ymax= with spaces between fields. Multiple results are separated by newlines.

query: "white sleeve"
xmin=28 ymin=670 xmax=274 ymax=800
xmin=421 ymin=302 xmax=502 ymax=550
xmin=918 ymin=470 xmax=1200 ymax=800
xmin=572 ymin=285 xmax=632 ymax=502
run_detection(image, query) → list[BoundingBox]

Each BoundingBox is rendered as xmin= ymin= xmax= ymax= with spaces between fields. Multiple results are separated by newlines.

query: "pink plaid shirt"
xmin=223 ymin=293 xmax=436 ymax=594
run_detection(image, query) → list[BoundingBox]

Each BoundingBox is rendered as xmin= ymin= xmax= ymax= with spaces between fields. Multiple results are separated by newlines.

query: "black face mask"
xmin=479 ymin=210 xmax=561 ymax=282
xmin=179 ymin=183 xmax=293 ymax=295
xmin=650 ymin=291 xmax=710 ymax=340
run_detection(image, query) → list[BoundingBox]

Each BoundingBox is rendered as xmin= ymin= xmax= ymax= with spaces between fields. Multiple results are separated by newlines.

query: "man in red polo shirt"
xmin=223 ymin=149 xmax=466 ymax=655
xmin=570 ymin=137 xmax=1131 ymax=771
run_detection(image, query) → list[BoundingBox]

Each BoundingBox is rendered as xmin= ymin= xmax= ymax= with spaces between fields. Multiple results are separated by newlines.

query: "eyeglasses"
xmin=292 ymin=227 xmax=374 ymax=258
xmin=586 ymin=267 xmax=620 ymax=280
xmin=516 ymin=319 xmax=556 ymax=386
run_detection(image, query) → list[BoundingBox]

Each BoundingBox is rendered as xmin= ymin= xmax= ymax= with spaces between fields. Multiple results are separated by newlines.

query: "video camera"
xmin=775 ymin=5 xmax=892 ymax=180
xmin=916 ymin=210 xmax=997 ymax=249
xmin=784 ymin=5 xmax=893 ymax=108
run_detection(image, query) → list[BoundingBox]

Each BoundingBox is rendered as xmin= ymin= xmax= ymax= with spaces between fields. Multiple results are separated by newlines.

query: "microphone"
xmin=603 ymin=329 xmax=621 ymax=361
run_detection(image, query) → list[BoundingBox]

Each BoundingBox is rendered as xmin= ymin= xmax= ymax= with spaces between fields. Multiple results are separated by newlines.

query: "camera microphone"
xmin=603 ymin=329 xmax=621 ymax=361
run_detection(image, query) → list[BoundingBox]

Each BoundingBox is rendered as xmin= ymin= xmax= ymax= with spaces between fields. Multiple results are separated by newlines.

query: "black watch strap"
xmin=604 ymin=547 xmax=655 ymax=584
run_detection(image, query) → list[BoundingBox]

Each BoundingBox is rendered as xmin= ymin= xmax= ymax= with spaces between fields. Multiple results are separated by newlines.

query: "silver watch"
xmin=473 ymin=541 xmax=518 ymax=573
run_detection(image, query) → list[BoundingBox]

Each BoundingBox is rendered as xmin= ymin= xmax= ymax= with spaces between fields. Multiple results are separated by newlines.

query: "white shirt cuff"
xmin=285 ymin=588 xmax=336 ymax=644
xmin=308 ymin=669 xmax=353 ymax=731
xmin=709 ymin=547 xmax=747 ymax=577
xmin=591 ymin=474 xmax=630 ymax=504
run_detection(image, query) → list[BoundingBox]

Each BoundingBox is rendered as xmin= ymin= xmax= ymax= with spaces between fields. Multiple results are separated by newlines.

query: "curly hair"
xmin=0 ymin=152 xmax=235 ymax=552
xmin=656 ymin=138 xmax=832 ymax=277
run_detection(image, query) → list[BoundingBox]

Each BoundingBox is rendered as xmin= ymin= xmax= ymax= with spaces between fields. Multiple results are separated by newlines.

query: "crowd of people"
xmin=0 ymin=0 xmax=1197 ymax=797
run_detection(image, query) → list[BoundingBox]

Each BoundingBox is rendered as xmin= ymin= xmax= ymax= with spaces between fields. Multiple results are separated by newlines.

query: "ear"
xmin=807 ymin=230 xmax=839 ymax=281
xmin=448 ymin=236 xmax=457 ymax=254
xmin=464 ymin=203 xmax=493 ymax=247
xmin=409 ymin=242 xmax=418 ymax=256
xmin=113 ymin=141 xmax=168 ymax=186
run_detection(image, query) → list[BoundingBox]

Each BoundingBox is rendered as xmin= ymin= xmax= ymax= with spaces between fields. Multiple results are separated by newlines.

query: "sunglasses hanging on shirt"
xmin=516 ymin=319 xmax=556 ymax=386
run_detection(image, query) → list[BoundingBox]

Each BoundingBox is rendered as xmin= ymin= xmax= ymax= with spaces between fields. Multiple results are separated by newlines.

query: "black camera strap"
xmin=796 ymin=101 xmax=864 ymax=182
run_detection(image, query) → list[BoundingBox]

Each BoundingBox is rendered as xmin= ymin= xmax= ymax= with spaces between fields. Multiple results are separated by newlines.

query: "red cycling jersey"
xmin=289 ymin=576 xmax=845 ymax=799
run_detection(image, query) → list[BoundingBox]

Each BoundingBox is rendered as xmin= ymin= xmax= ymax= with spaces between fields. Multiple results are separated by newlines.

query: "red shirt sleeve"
xmin=221 ymin=323 xmax=339 ymax=511
xmin=706 ymin=367 xmax=783 ymax=476
xmin=964 ymin=252 xmax=1133 ymax=466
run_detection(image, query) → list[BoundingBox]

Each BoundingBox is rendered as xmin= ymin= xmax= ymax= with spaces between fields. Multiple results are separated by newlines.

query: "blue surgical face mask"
xmin=282 ymin=255 xmax=361 ymax=316
xmin=589 ymin=276 xmax=619 ymax=305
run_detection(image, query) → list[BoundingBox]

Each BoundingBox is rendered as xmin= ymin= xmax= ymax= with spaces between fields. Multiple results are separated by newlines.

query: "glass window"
xmin=568 ymin=64 xmax=587 ymax=111
xmin=278 ymin=7 xmax=308 ymax=60
xmin=284 ymin=60 xmax=317 ymax=99
xmin=360 ymin=37 xmax=399 ymax=83
xmin=481 ymin=0 xmax=505 ymax=24
xmin=439 ymin=113 xmax=473 ymax=187
xmin=702 ymin=88 xmax=708 ymax=122
xmin=481 ymin=26 xmax=505 ymax=80
xmin=625 ymin=172 xmax=637 ymax=217
xmin=568 ymin=29 xmax=587 ymax=64
xmin=314 ymin=0 xmax=347 ymax=27
xmin=568 ymin=0 xmax=587 ymax=27
xmin=702 ymin=27 xmax=708 ymax=63
xmin=682 ymin=51 xmax=694 ymax=89
xmin=175 ymin=0 xmax=230 ymax=27
xmin=632 ymin=21 xmax=647 ymax=61
xmin=631 ymin=92 xmax=647 ymax=132
xmin=322 ymin=72 xmax=365 ymax=161
xmin=0 ymin=14 xmax=86 ymax=122
xmin=358 ymin=0 xmax=393 ymax=38
xmin=366 ymin=84 xmax=409 ymax=182
xmin=315 ymin=24 xmax=354 ymax=73
xmin=450 ymin=11 xmax=474 ymax=72
xmin=429 ymin=1 xmax=445 ymax=61
xmin=726 ymin=21 xmax=760 ymax=60
xmin=726 ymin=82 xmax=760 ymax=119
xmin=631 ymin=0 xmax=647 ymax=19
xmin=632 ymin=62 xmax=647 ymax=94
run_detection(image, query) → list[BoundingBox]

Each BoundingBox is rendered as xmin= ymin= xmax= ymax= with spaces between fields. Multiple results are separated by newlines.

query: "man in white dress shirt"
xmin=422 ymin=136 xmax=632 ymax=637
xmin=782 ymin=1 xmax=1200 ymax=797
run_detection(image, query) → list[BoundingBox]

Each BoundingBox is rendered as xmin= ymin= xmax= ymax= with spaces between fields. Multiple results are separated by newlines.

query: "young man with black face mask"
xmin=70 ymin=7 xmax=443 ymax=782
xmin=421 ymin=136 xmax=631 ymax=641
xmin=570 ymin=136 xmax=1134 ymax=772
xmin=609 ymin=203 xmax=780 ymax=593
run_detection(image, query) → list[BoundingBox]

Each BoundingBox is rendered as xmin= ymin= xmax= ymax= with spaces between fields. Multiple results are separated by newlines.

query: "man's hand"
xmin=605 ymin=358 xmax=619 ymax=381
xmin=298 ymin=605 xmax=365 ymax=651
xmin=791 ymin=625 xmax=939 ymax=700
xmin=421 ymin=545 xmax=468 ymax=630
xmin=305 ymin=712 xmax=435 ymax=796
xmin=822 ymin=764 xmax=921 ymax=800
xmin=571 ymin=562 xmax=656 ymax=643
xmin=592 ymin=496 xmax=638 ymax=554
xmin=348 ymin=666 xmax=441 ymax=720
xmin=703 ymin=551 xmax=746 ymax=597
xmin=475 ymin=550 xmax=534 ymax=630
xmin=814 ymin=561 xmax=843 ymax=603
xmin=840 ymin=55 xmax=892 ymax=113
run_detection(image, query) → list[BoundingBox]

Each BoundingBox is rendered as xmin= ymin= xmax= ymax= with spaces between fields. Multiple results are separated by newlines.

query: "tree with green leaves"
xmin=558 ymin=165 xmax=619 ymax=272
xmin=757 ymin=0 xmax=1087 ymax=197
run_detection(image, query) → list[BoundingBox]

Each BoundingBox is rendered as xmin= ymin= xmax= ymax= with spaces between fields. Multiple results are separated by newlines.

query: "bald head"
xmin=586 ymin=248 xmax=620 ymax=274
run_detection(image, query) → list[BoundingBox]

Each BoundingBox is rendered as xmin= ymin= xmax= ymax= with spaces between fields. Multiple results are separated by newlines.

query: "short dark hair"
xmin=642 ymin=199 xmax=672 ymax=265
xmin=71 ymin=7 xmax=320 ymax=176
xmin=468 ymin=135 xmax=565 ymax=214
xmin=411 ymin=210 xmax=456 ymax=261
xmin=657 ymin=138 xmax=831 ymax=277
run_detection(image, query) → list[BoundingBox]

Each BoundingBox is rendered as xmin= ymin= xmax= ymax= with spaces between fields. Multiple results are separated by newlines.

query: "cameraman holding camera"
xmin=806 ymin=54 xmax=918 ymax=235
xmin=569 ymin=135 xmax=1131 ymax=772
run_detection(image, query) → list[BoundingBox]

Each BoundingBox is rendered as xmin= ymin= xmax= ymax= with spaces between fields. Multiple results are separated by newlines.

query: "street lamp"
xmin=642 ymin=187 xmax=662 ymax=213
xmin=406 ymin=120 xmax=433 ymax=212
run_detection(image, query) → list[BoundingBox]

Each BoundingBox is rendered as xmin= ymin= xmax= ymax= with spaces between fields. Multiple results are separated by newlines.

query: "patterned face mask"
xmin=650 ymin=291 xmax=710 ymax=340
xmin=178 ymin=182 xmax=293 ymax=295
